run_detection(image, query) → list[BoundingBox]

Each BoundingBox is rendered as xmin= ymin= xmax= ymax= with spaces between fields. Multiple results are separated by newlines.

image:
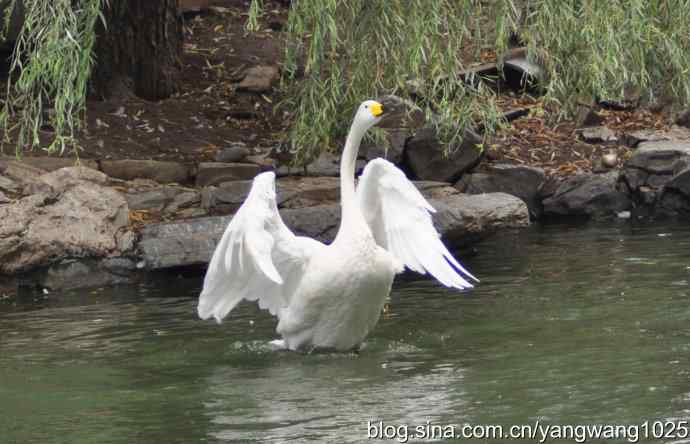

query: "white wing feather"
xmin=357 ymin=158 xmax=478 ymax=289
xmin=198 ymin=172 xmax=324 ymax=323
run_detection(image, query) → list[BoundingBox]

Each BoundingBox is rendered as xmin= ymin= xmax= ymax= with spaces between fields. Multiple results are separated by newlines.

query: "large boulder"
xmin=362 ymin=128 xmax=409 ymax=165
xmin=542 ymin=172 xmax=630 ymax=218
xmin=455 ymin=164 xmax=545 ymax=219
xmin=430 ymin=193 xmax=530 ymax=245
xmin=0 ymin=167 xmax=131 ymax=274
xmin=362 ymin=95 xmax=425 ymax=165
xmin=621 ymin=138 xmax=690 ymax=208
xmin=138 ymin=192 xmax=529 ymax=270
xmin=404 ymin=127 xmax=483 ymax=182
xmin=377 ymin=95 xmax=426 ymax=130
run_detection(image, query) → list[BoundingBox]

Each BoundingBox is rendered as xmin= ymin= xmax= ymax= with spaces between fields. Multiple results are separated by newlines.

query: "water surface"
xmin=2 ymin=223 xmax=690 ymax=443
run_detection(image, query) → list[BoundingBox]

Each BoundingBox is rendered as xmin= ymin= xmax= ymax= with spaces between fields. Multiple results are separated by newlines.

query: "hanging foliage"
xmin=249 ymin=0 xmax=690 ymax=164
xmin=1 ymin=0 xmax=104 ymax=155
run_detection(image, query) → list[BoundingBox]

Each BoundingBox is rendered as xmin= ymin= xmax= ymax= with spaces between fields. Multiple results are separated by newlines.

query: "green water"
xmin=2 ymin=223 xmax=690 ymax=443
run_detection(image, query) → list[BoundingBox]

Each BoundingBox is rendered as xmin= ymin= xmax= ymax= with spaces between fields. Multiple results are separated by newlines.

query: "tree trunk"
xmin=92 ymin=0 xmax=181 ymax=101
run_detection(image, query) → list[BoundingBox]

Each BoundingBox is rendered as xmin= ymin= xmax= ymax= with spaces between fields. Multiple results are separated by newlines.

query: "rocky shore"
xmin=1 ymin=109 xmax=689 ymax=296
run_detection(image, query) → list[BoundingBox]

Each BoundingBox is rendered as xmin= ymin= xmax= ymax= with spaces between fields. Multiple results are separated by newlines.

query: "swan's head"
xmin=353 ymin=100 xmax=385 ymax=131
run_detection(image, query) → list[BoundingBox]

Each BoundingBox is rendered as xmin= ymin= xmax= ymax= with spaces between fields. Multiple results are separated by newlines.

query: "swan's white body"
xmin=198 ymin=100 xmax=477 ymax=352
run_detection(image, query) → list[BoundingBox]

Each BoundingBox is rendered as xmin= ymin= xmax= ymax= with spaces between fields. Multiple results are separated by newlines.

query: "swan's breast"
xmin=278 ymin=236 xmax=397 ymax=350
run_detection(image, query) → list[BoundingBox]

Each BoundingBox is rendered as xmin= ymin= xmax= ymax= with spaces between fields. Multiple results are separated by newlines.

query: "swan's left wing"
xmin=198 ymin=172 xmax=324 ymax=323
xmin=357 ymin=158 xmax=478 ymax=289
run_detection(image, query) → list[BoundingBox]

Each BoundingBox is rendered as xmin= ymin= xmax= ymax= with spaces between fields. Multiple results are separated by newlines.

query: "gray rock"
xmin=677 ymin=109 xmax=690 ymax=128
xmin=23 ymin=166 xmax=107 ymax=195
xmin=138 ymin=192 xmax=529 ymax=270
xmin=306 ymin=152 xmax=365 ymax=177
xmin=116 ymin=230 xmax=137 ymax=253
xmin=39 ymin=257 xmax=139 ymax=291
xmin=280 ymin=205 xmax=342 ymax=241
xmin=503 ymin=57 xmax=544 ymax=89
xmin=245 ymin=154 xmax=276 ymax=172
xmin=215 ymin=143 xmax=250 ymax=163
xmin=123 ymin=177 xmax=161 ymax=190
xmin=414 ymin=181 xmax=461 ymax=200
xmin=277 ymin=152 xmax=366 ymax=177
xmin=662 ymin=167 xmax=690 ymax=195
xmin=0 ymin=190 xmax=8 ymax=203
xmin=201 ymin=180 xmax=253 ymax=213
xmin=542 ymin=172 xmax=630 ymax=218
xmin=377 ymin=95 xmax=426 ymax=129
xmin=404 ymin=127 xmax=483 ymax=182
xmin=236 ymin=65 xmax=280 ymax=93
xmin=574 ymin=103 xmax=605 ymax=128
xmin=195 ymin=162 xmax=261 ymax=187
xmin=620 ymin=129 xmax=670 ymax=148
xmin=277 ymin=177 xmax=341 ymax=209
xmin=101 ymin=160 xmax=191 ymax=184
xmin=578 ymin=126 xmax=617 ymax=143
xmin=165 ymin=191 xmax=201 ymax=214
xmin=0 ymin=175 xmax=20 ymax=194
xmin=0 ymin=168 xmax=131 ymax=274
xmin=0 ymin=158 xmax=46 ymax=194
xmin=537 ymin=176 xmax=562 ymax=201
xmin=138 ymin=215 xmax=230 ymax=269
xmin=622 ymin=139 xmax=690 ymax=193
xmin=202 ymin=177 xmax=340 ymax=213
xmin=363 ymin=128 xmax=409 ymax=164
xmin=176 ymin=207 xmax=208 ymax=219
xmin=655 ymin=167 xmax=690 ymax=216
xmin=19 ymin=156 xmax=98 ymax=172
xmin=201 ymin=177 xmax=459 ymax=214
xmin=125 ymin=185 xmax=200 ymax=213
xmin=456 ymin=164 xmax=545 ymax=219
xmin=100 ymin=257 xmax=139 ymax=276
xmin=430 ymin=193 xmax=530 ymax=245
xmin=125 ymin=187 xmax=178 ymax=211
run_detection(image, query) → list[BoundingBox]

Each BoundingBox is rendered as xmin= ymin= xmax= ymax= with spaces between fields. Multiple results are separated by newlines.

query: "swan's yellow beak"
xmin=370 ymin=102 xmax=384 ymax=117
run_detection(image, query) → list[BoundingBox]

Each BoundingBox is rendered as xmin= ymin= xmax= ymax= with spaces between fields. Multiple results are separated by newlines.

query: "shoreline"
xmin=2 ymin=124 xmax=690 ymax=296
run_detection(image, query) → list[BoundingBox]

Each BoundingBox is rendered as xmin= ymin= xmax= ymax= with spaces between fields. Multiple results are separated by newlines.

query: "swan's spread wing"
xmin=198 ymin=172 xmax=323 ymax=323
xmin=357 ymin=158 xmax=478 ymax=289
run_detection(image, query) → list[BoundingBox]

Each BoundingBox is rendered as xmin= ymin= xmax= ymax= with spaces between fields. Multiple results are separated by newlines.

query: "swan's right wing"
xmin=357 ymin=158 xmax=477 ymax=290
xmin=198 ymin=172 xmax=324 ymax=323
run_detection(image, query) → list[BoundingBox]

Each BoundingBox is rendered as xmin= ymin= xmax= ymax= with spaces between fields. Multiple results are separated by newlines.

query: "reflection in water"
xmin=2 ymin=223 xmax=690 ymax=443
xmin=203 ymin=348 xmax=467 ymax=442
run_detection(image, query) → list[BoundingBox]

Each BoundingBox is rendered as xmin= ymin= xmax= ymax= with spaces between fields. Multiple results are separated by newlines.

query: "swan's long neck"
xmin=336 ymin=121 xmax=368 ymax=239
xmin=340 ymin=122 xmax=365 ymax=208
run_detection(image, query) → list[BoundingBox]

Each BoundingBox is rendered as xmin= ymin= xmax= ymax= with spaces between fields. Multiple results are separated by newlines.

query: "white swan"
xmin=197 ymin=100 xmax=477 ymax=352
